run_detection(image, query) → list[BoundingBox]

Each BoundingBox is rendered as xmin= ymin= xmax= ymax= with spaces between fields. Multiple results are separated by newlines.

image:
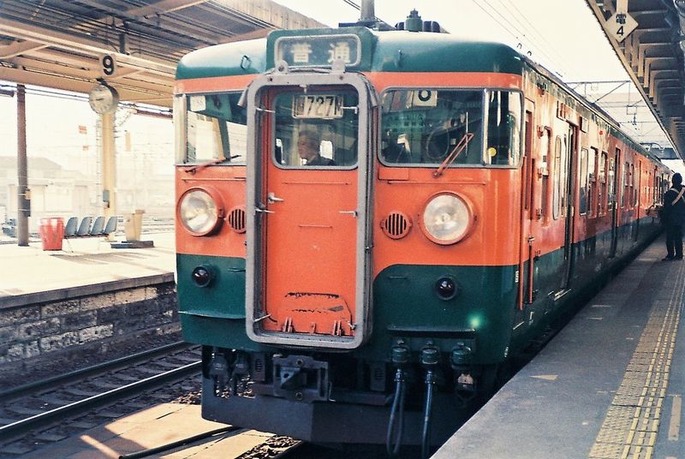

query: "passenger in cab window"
xmin=298 ymin=128 xmax=336 ymax=166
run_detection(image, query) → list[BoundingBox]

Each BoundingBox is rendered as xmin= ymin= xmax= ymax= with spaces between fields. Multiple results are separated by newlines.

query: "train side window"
xmin=587 ymin=147 xmax=597 ymax=217
xmin=579 ymin=148 xmax=588 ymax=215
xmin=622 ymin=161 xmax=634 ymax=208
xmin=552 ymin=136 xmax=568 ymax=220
xmin=182 ymin=92 xmax=247 ymax=165
xmin=539 ymin=128 xmax=551 ymax=221
xmin=631 ymin=163 xmax=637 ymax=207
xmin=598 ymin=151 xmax=607 ymax=216
xmin=523 ymin=109 xmax=533 ymax=214
xmin=608 ymin=155 xmax=616 ymax=210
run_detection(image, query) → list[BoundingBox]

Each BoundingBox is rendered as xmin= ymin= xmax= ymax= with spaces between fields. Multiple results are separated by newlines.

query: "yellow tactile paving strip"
xmin=589 ymin=261 xmax=684 ymax=459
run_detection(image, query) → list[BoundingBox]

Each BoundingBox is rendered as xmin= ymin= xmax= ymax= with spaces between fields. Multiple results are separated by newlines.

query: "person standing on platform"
xmin=661 ymin=172 xmax=685 ymax=261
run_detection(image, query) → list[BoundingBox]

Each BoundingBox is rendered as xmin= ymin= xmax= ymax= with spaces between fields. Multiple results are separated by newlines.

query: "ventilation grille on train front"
xmin=380 ymin=211 xmax=412 ymax=239
xmin=227 ymin=206 xmax=246 ymax=233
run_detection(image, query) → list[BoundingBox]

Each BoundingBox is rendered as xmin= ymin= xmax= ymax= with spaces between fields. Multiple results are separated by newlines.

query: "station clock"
xmin=88 ymin=82 xmax=119 ymax=114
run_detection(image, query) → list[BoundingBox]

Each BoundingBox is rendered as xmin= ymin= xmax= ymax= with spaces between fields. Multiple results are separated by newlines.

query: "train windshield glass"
xmin=380 ymin=89 xmax=521 ymax=167
xmin=272 ymin=88 xmax=359 ymax=168
xmin=182 ymin=92 xmax=247 ymax=165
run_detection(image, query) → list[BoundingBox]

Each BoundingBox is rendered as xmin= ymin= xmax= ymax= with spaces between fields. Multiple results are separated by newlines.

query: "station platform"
xmin=434 ymin=237 xmax=684 ymax=459
xmin=0 ymin=232 xmax=175 ymax=300
xmin=17 ymin=403 xmax=275 ymax=459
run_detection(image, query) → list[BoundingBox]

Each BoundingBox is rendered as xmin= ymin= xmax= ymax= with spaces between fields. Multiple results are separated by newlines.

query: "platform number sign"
xmin=99 ymin=54 xmax=117 ymax=78
xmin=606 ymin=0 xmax=638 ymax=43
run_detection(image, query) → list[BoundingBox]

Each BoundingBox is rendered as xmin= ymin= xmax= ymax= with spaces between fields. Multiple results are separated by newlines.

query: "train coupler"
xmin=272 ymin=355 xmax=330 ymax=402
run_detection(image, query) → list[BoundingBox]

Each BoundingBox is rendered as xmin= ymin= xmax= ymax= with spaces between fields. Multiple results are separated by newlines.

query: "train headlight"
xmin=421 ymin=193 xmax=473 ymax=245
xmin=178 ymin=187 xmax=224 ymax=236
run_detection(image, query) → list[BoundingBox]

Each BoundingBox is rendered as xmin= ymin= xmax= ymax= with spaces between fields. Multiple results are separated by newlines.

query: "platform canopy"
xmin=0 ymin=0 xmax=325 ymax=108
xmin=586 ymin=0 xmax=685 ymax=158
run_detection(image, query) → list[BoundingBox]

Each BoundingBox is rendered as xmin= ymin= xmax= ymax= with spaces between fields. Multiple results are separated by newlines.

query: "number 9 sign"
xmin=99 ymin=54 xmax=117 ymax=78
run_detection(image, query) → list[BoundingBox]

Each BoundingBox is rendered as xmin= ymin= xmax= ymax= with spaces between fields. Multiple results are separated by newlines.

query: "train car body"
xmin=174 ymin=13 xmax=670 ymax=452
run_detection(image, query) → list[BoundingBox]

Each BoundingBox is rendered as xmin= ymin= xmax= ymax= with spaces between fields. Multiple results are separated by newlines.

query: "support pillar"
xmin=101 ymin=111 xmax=117 ymax=219
xmin=16 ymin=84 xmax=29 ymax=246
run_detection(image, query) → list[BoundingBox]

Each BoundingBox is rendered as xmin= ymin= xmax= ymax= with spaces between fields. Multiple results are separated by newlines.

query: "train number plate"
xmin=292 ymin=95 xmax=343 ymax=119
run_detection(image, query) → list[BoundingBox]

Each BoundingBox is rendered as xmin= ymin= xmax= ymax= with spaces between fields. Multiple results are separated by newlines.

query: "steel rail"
xmin=0 ymin=341 xmax=194 ymax=402
xmin=0 ymin=361 xmax=201 ymax=441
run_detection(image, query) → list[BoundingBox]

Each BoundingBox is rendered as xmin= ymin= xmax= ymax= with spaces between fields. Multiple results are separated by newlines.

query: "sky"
xmin=273 ymin=0 xmax=629 ymax=82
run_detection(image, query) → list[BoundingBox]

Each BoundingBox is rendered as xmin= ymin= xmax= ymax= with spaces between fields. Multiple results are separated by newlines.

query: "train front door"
xmin=244 ymin=71 xmax=374 ymax=349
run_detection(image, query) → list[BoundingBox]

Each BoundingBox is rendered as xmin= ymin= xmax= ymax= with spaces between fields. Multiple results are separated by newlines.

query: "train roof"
xmin=175 ymin=27 xmax=524 ymax=80
xmin=176 ymin=37 xmax=268 ymax=80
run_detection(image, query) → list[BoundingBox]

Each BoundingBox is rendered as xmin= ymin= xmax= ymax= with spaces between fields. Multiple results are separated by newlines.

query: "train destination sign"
xmin=275 ymin=34 xmax=361 ymax=67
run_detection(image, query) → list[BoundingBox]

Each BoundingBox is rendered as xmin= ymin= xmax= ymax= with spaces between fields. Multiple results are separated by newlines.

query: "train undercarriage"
xmin=202 ymin=345 xmax=500 ymax=451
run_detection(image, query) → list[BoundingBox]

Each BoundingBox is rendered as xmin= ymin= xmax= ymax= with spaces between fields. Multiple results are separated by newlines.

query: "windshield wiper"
xmin=184 ymin=155 xmax=241 ymax=174
xmin=433 ymin=132 xmax=474 ymax=178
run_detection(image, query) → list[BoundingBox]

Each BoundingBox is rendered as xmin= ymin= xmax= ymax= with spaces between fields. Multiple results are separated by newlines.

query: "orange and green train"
xmin=174 ymin=9 xmax=670 ymax=454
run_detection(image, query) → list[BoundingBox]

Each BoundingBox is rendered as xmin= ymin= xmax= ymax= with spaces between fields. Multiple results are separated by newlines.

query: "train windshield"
xmin=380 ymin=89 xmax=521 ymax=167
xmin=272 ymin=88 xmax=359 ymax=168
xmin=179 ymin=92 xmax=247 ymax=165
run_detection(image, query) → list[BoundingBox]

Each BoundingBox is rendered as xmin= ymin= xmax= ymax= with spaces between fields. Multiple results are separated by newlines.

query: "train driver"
xmin=297 ymin=127 xmax=336 ymax=166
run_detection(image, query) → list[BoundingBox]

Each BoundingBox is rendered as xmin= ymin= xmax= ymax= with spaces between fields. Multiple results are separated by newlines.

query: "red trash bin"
xmin=40 ymin=217 xmax=64 ymax=251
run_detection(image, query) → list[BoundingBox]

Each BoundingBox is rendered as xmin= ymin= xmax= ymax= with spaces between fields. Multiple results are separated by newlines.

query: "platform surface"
xmin=0 ymin=232 xmax=175 ymax=299
xmin=434 ymin=237 xmax=684 ymax=459
xmin=18 ymin=403 xmax=273 ymax=459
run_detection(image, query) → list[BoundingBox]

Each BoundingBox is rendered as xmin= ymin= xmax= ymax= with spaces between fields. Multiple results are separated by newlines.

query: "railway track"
xmin=0 ymin=342 xmax=201 ymax=456
xmin=0 ymin=340 xmax=427 ymax=458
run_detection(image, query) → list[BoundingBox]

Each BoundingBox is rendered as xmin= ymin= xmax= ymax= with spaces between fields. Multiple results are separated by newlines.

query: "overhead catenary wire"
xmin=342 ymin=0 xmax=360 ymax=10
xmin=494 ymin=0 xmax=570 ymax=74
xmin=462 ymin=1 xmax=671 ymax=149
xmin=470 ymin=0 xmax=570 ymax=77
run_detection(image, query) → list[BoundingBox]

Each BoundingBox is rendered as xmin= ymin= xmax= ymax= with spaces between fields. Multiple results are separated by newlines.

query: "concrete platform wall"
xmin=0 ymin=273 xmax=178 ymax=385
